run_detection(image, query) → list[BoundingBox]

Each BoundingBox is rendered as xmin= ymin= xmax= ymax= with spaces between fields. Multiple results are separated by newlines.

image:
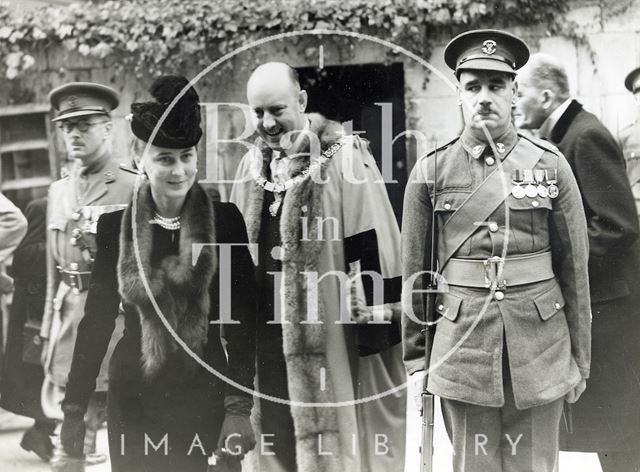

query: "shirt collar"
xmin=460 ymin=125 xmax=518 ymax=161
xmin=537 ymin=98 xmax=572 ymax=139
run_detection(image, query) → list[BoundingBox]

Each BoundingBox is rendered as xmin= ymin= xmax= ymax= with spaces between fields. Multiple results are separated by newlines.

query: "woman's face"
xmin=141 ymin=144 xmax=197 ymax=201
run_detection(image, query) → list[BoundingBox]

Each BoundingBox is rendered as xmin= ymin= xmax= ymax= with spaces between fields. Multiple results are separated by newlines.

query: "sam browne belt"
xmin=58 ymin=268 xmax=92 ymax=292
xmin=442 ymin=252 xmax=554 ymax=289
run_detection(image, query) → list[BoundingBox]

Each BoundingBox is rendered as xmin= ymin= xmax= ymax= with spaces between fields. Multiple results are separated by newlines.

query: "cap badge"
xmin=67 ymin=96 xmax=77 ymax=108
xmin=482 ymin=40 xmax=497 ymax=55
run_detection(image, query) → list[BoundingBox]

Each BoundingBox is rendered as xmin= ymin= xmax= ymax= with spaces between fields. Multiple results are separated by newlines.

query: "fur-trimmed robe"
xmin=231 ymin=114 xmax=406 ymax=472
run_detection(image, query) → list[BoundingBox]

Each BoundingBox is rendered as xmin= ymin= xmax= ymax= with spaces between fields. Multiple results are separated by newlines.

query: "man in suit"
xmin=515 ymin=52 xmax=640 ymax=472
xmin=40 ymin=82 xmax=135 ymax=465
xmin=620 ymin=66 xmax=640 ymax=218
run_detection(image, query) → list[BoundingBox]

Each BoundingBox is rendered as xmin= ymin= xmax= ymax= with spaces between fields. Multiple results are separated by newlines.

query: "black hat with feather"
xmin=130 ymin=75 xmax=202 ymax=149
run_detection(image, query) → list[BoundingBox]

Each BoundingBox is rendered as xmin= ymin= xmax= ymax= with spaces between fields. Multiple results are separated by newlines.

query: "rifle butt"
xmin=420 ymin=392 xmax=435 ymax=472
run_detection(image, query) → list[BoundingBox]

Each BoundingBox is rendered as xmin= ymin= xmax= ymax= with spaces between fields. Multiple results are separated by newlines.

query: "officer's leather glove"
xmin=565 ymin=378 xmax=587 ymax=404
xmin=217 ymin=396 xmax=255 ymax=460
xmin=60 ymin=412 xmax=86 ymax=457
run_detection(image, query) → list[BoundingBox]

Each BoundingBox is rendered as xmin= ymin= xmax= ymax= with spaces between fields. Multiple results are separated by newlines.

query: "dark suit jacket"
xmin=552 ymin=100 xmax=640 ymax=451
xmin=550 ymin=100 xmax=640 ymax=304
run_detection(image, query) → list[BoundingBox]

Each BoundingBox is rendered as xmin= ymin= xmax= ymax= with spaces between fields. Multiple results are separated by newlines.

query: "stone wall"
xmin=9 ymin=0 xmax=640 ymax=190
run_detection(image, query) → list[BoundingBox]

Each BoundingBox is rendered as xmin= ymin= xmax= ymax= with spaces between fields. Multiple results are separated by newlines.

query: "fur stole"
xmin=246 ymin=113 xmax=345 ymax=471
xmin=117 ymin=182 xmax=217 ymax=379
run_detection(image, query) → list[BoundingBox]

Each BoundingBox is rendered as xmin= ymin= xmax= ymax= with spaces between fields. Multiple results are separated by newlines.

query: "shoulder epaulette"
xmin=419 ymin=136 xmax=459 ymax=161
xmin=518 ymin=132 xmax=560 ymax=155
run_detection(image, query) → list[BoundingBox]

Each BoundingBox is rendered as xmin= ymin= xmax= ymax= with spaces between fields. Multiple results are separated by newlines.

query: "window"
xmin=0 ymin=104 xmax=57 ymax=210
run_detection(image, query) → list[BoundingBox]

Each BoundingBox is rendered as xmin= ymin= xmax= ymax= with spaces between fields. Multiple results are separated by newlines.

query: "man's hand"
xmin=217 ymin=414 xmax=256 ymax=460
xmin=60 ymin=414 xmax=85 ymax=457
xmin=565 ymin=379 xmax=587 ymax=404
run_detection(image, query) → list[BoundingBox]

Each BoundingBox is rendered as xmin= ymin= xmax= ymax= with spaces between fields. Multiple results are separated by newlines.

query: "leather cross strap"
xmin=440 ymin=138 xmax=546 ymax=268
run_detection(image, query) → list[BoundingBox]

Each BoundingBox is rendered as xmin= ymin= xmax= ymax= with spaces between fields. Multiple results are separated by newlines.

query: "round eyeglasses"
xmin=58 ymin=120 xmax=109 ymax=133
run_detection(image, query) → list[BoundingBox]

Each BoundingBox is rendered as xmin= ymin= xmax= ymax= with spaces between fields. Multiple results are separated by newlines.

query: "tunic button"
xmin=494 ymin=291 xmax=505 ymax=301
xmin=69 ymin=263 xmax=79 ymax=271
xmin=444 ymin=203 xmax=452 ymax=210
xmin=632 ymin=152 xmax=636 ymax=158
xmin=531 ymin=201 xmax=539 ymax=207
xmin=485 ymin=156 xmax=495 ymax=166
xmin=69 ymin=237 xmax=77 ymax=246
xmin=437 ymin=304 xmax=444 ymax=311
xmin=71 ymin=212 xmax=81 ymax=221
xmin=488 ymin=222 xmax=499 ymax=232
xmin=554 ymin=302 xmax=561 ymax=310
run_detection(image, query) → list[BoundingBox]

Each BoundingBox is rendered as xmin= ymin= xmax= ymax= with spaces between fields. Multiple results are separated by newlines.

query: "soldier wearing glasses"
xmin=40 ymin=82 xmax=134 ymax=464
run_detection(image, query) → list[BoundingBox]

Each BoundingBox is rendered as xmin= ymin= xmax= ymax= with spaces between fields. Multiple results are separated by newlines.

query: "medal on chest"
xmin=511 ymin=170 xmax=526 ymax=199
xmin=534 ymin=169 xmax=548 ymax=198
xmin=545 ymin=169 xmax=559 ymax=198
xmin=523 ymin=169 xmax=538 ymax=198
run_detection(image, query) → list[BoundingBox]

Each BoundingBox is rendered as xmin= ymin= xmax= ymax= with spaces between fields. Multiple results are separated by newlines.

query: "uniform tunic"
xmin=402 ymin=126 xmax=591 ymax=471
xmin=41 ymin=157 xmax=135 ymax=399
xmin=403 ymin=127 xmax=590 ymax=408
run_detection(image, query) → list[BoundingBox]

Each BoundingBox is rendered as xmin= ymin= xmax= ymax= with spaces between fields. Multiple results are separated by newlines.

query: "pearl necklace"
xmin=151 ymin=212 xmax=181 ymax=231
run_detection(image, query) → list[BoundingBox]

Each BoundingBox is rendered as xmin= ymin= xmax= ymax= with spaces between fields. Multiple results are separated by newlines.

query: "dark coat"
xmin=62 ymin=184 xmax=257 ymax=472
xmin=551 ymin=100 xmax=640 ymax=452
xmin=1 ymin=197 xmax=49 ymax=420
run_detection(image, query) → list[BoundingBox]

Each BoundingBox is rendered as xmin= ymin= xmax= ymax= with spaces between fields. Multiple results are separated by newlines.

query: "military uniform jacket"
xmin=41 ymin=157 xmax=135 ymax=389
xmin=402 ymin=126 xmax=591 ymax=410
xmin=619 ymin=119 xmax=640 ymax=219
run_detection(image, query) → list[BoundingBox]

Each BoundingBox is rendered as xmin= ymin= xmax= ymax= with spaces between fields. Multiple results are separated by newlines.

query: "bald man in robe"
xmin=231 ymin=62 xmax=407 ymax=472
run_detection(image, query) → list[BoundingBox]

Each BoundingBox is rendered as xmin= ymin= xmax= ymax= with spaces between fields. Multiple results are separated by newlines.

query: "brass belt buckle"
xmin=67 ymin=271 xmax=80 ymax=294
xmin=483 ymin=256 xmax=506 ymax=290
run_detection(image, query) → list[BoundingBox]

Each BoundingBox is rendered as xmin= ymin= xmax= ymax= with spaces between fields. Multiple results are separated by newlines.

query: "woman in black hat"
xmin=58 ymin=76 xmax=257 ymax=471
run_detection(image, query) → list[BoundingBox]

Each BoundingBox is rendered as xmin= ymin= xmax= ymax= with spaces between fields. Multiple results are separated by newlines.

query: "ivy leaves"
xmin=0 ymin=0 xmax=568 ymax=81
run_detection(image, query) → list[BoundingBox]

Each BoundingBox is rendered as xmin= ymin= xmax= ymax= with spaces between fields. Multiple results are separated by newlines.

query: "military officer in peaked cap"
xmin=40 ymin=82 xmax=135 ymax=465
xmin=402 ymin=30 xmax=591 ymax=471
xmin=620 ymin=66 xmax=640 ymax=218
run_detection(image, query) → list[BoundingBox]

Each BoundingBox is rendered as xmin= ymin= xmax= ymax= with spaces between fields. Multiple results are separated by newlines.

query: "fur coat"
xmin=117 ymin=181 xmax=217 ymax=378
xmin=231 ymin=113 xmax=405 ymax=472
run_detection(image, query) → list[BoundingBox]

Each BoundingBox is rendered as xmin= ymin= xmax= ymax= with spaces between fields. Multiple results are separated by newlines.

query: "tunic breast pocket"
xmin=434 ymin=192 xmax=472 ymax=256
xmin=507 ymin=195 xmax=552 ymax=253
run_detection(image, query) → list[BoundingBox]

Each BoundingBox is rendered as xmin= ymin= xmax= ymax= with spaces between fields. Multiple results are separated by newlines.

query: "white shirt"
xmin=537 ymin=98 xmax=573 ymax=139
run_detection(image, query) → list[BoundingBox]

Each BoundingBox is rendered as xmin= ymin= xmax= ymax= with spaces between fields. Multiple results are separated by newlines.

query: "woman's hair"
xmin=130 ymin=75 xmax=202 ymax=149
